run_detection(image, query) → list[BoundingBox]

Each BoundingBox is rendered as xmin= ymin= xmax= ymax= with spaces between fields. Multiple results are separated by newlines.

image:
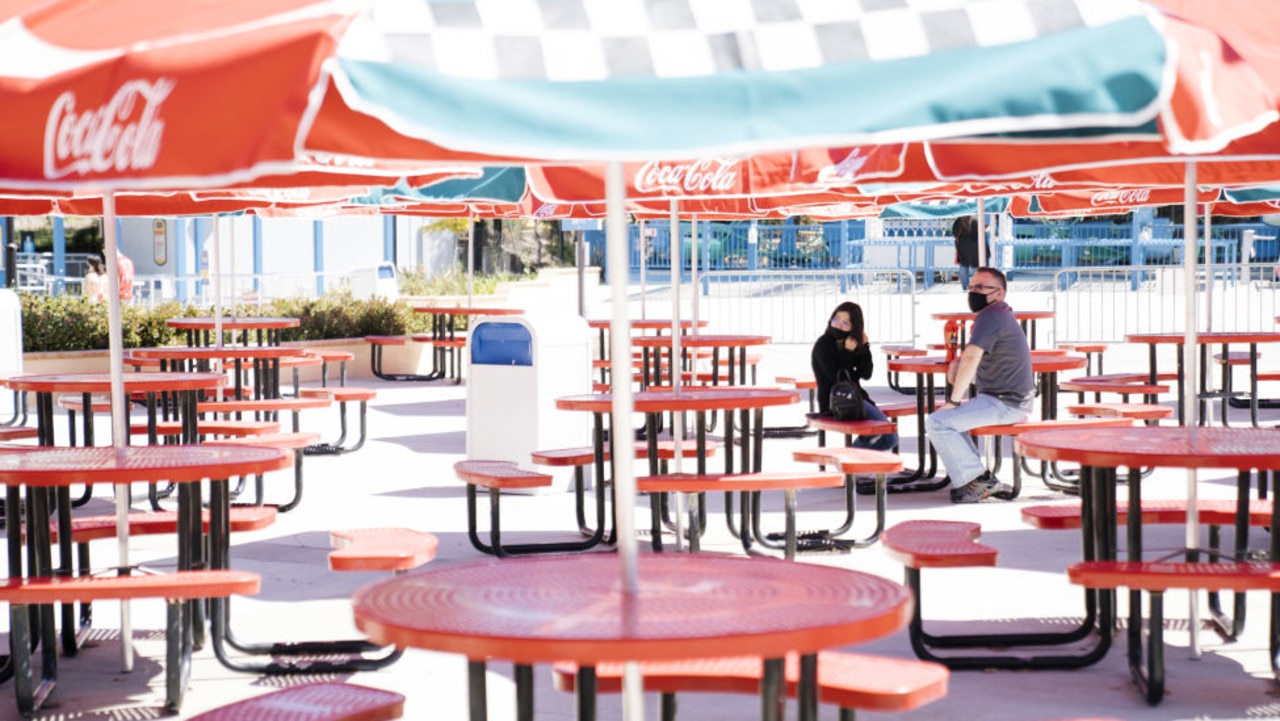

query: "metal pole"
xmin=1183 ymin=162 xmax=1201 ymax=657
xmin=102 ymin=191 xmax=133 ymax=671
xmin=467 ymin=220 xmax=476 ymax=309
xmin=638 ymin=219 xmax=646 ymax=319
xmin=976 ymin=199 xmax=987 ymax=266
xmin=605 ymin=159 xmax=644 ymax=721
xmin=669 ymin=200 xmax=684 ymax=551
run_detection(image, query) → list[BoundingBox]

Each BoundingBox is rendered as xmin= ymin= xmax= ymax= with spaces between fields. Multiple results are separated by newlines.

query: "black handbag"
xmin=829 ymin=370 xmax=867 ymax=421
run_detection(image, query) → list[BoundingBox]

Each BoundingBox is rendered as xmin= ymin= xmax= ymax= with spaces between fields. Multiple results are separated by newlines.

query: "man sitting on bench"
xmin=926 ymin=267 xmax=1034 ymax=503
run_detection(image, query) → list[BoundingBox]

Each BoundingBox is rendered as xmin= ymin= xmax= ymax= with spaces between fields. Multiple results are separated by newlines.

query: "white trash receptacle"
xmin=466 ymin=313 xmax=590 ymax=494
xmin=0 ymin=289 xmax=21 ymax=375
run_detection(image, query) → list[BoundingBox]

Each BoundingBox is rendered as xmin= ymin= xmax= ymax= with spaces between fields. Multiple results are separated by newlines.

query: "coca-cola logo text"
xmin=44 ymin=78 xmax=173 ymax=179
xmin=633 ymin=159 xmax=738 ymax=195
xmin=1091 ymin=189 xmax=1151 ymax=206
xmin=816 ymin=148 xmax=870 ymax=185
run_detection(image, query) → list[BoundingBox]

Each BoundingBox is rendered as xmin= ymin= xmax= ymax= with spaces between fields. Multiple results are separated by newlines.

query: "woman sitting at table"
xmin=811 ymin=301 xmax=897 ymax=452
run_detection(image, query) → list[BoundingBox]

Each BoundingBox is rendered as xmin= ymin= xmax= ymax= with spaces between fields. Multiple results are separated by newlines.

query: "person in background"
xmin=925 ymin=267 xmax=1034 ymax=503
xmin=810 ymin=301 xmax=897 ymax=452
xmin=952 ymin=216 xmax=989 ymax=290
xmin=115 ymin=249 xmax=135 ymax=302
xmin=82 ymin=257 xmax=108 ymax=302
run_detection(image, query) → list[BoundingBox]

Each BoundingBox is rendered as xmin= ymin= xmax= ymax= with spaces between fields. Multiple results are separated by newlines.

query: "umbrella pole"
xmin=467 ymin=218 xmax=475 ymax=309
xmin=976 ymin=199 xmax=987 ymax=267
xmin=669 ymin=200 xmax=684 ymax=551
xmin=606 ymin=160 xmax=643 ymax=721
xmin=1183 ymin=162 xmax=1201 ymax=658
xmin=690 ymin=216 xmax=699 ymax=334
xmin=102 ymin=191 xmax=134 ymax=671
xmin=212 ymin=217 xmax=225 ymax=401
xmin=638 ymin=219 xmax=646 ymax=319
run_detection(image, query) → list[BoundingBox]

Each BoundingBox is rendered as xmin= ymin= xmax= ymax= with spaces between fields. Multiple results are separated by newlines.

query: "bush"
xmin=18 ymin=291 xmax=430 ymax=352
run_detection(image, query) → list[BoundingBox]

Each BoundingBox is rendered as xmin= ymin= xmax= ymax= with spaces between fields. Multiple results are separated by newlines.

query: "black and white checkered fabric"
xmin=352 ymin=0 xmax=1148 ymax=81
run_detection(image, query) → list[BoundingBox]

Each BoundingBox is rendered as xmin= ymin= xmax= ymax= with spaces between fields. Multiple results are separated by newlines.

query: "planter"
xmin=20 ymin=338 xmax=431 ymax=383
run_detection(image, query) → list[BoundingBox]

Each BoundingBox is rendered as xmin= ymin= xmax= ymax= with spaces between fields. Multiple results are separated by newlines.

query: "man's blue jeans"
xmin=924 ymin=394 xmax=1029 ymax=487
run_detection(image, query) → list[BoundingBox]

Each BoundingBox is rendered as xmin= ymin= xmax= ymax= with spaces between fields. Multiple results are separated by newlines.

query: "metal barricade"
xmin=696 ymin=268 xmax=917 ymax=345
xmin=1052 ymin=263 xmax=1280 ymax=343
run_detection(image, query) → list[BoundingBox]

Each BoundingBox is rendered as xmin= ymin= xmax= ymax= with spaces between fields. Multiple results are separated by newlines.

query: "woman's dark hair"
xmin=86 ymin=257 xmax=104 ymax=273
xmin=828 ymin=301 xmax=865 ymax=340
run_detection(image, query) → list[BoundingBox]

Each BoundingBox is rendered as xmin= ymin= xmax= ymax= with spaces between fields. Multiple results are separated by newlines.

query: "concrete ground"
xmin=6 ymin=279 xmax=1280 ymax=721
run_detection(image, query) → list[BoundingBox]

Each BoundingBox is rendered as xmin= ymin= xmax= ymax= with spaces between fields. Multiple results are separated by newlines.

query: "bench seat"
xmin=1069 ymin=560 xmax=1280 ymax=592
xmin=1065 ymin=402 xmax=1172 ymax=421
xmin=328 ymin=528 xmax=439 ymax=572
xmin=1022 ymin=499 xmax=1273 ymax=530
xmin=455 ymin=460 xmax=603 ymax=557
xmin=207 ymin=432 xmax=317 ymax=513
xmin=636 ymin=471 xmax=842 ymax=560
xmin=188 ymin=682 xmax=405 ymax=721
xmin=551 ymin=651 xmax=948 ymax=717
xmin=305 ymin=348 xmax=355 ymax=387
xmin=881 ymin=520 xmax=1099 ymax=670
xmin=971 ymin=418 xmax=1134 ymax=498
xmin=131 ymin=419 xmax=282 ymax=438
xmin=300 ymin=386 xmax=377 ymax=455
xmin=0 ymin=426 xmax=37 ymax=442
xmin=1068 ymin=559 xmax=1280 ymax=704
xmin=0 ymin=569 xmax=259 ymax=714
xmin=0 ymin=569 xmax=259 ymax=603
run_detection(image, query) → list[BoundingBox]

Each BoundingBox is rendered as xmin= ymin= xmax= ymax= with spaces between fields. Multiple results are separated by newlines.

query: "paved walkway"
xmin=7 ymin=282 xmax=1280 ymax=720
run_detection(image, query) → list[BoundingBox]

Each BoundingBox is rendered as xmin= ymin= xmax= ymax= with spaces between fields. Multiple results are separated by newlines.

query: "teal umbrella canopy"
xmin=331 ymin=0 xmax=1181 ymax=161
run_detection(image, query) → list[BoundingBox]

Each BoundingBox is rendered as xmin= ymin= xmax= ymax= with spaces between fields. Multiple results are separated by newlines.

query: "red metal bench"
xmin=300 ymin=386 xmax=377 ymax=455
xmin=455 ymin=459 xmax=606 ymax=557
xmin=0 ymin=570 xmax=259 ymax=714
xmin=551 ymin=651 xmax=948 ymax=720
xmin=1068 ymin=559 xmax=1280 ymax=704
xmin=969 ymin=418 xmax=1134 ymax=497
xmin=791 ymin=446 xmax=904 ymax=548
xmin=306 ymin=348 xmax=355 ymax=387
xmin=634 ymin=471 xmax=843 ymax=559
xmin=187 ymin=682 xmax=405 ymax=721
xmin=365 ymin=335 xmax=436 ymax=382
xmin=328 ymin=528 xmax=438 ymax=573
xmin=206 ymin=432 xmax=317 ymax=512
xmin=882 ymin=520 xmax=1106 ymax=671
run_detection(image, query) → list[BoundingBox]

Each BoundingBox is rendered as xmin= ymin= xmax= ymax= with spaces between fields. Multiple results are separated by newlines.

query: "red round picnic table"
xmin=1126 ymin=330 xmax=1280 ymax=427
xmin=6 ymin=372 xmax=225 ymax=445
xmin=352 ymin=553 xmax=910 ymax=721
xmin=0 ymin=444 xmax=290 ymax=715
xmin=1017 ymin=425 xmax=1280 ymax=702
xmin=630 ymin=333 xmax=771 ymax=387
xmin=166 ymin=316 xmax=300 ymax=347
xmin=931 ymin=309 xmax=1054 ymax=349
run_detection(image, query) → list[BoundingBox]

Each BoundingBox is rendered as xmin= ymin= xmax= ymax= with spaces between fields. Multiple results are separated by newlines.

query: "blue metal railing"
xmin=587 ymin=220 xmax=1278 ymax=282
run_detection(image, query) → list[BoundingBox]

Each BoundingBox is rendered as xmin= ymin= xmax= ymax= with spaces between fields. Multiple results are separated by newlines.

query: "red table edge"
xmin=0 ymin=445 xmax=293 ymax=487
xmin=1016 ymin=427 xmax=1280 ymax=470
xmin=166 ymin=317 xmax=300 ymax=329
xmin=6 ymin=372 xmax=225 ymax=393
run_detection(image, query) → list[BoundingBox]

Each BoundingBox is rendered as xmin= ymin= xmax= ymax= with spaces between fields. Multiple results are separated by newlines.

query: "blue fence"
xmin=584 ymin=219 xmax=1279 ymax=282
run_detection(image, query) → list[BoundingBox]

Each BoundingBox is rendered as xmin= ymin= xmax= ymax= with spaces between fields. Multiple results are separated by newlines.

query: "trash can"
xmin=0 ymin=289 xmax=21 ymax=375
xmin=348 ymin=262 xmax=399 ymax=302
xmin=466 ymin=313 xmax=591 ymax=494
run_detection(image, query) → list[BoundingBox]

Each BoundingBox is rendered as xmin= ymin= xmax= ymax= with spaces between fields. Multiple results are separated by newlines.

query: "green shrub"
xmin=18 ymin=291 xmax=430 ymax=352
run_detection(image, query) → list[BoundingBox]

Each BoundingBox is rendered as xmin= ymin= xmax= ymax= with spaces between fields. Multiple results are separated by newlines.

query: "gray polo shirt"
xmin=968 ymin=301 xmax=1034 ymax=408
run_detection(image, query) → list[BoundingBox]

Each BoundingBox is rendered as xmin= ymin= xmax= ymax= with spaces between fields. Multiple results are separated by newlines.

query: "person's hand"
xmin=861 ymin=332 xmax=869 ymax=344
xmin=843 ymin=336 xmax=859 ymax=352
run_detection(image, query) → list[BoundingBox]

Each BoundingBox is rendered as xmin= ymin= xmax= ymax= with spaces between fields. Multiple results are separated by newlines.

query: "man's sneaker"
xmin=950 ymin=472 xmax=1001 ymax=504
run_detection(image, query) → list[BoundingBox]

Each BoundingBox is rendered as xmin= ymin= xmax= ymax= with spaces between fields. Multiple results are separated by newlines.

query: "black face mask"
xmin=968 ymin=291 xmax=992 ymax=313
xmin=827 ymin=326 xmax=850 ymax=341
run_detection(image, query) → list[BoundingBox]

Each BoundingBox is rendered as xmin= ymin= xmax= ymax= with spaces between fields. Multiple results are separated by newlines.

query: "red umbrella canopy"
xmin=0 ymin=0 xmax=366 ymax=190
